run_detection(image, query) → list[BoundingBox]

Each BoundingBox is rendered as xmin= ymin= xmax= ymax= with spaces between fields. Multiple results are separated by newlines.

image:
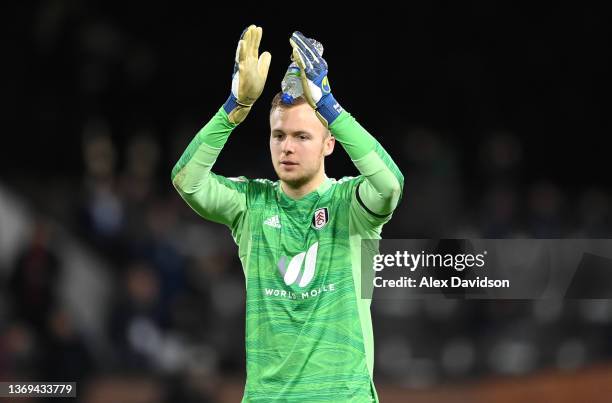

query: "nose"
xmin=280 ymin=136 xmax=295 ymax=154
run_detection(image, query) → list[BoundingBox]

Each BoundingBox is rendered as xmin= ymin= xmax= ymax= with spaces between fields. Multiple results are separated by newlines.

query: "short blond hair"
xmin=269 ymin=92 xmax=331 ymax=138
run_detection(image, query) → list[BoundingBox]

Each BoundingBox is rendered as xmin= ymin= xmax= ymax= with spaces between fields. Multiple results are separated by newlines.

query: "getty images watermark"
xmin=361 ymin=239 xmax=612 ymax=299
xmin=372 ymin=249 xmax=510 ymax=289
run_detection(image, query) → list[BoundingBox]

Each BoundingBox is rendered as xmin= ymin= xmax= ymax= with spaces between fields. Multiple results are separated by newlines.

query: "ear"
xmin=323 ymin=134 xmax=335 ymax=157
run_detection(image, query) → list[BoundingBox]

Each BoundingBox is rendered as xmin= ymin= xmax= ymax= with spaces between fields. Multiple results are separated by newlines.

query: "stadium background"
xmin=1 ymin=2 xmax=610 ymax=402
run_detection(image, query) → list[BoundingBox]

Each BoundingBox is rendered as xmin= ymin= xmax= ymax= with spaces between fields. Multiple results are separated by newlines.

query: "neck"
xmin=281 ymin=172 xmax=326 ymax=200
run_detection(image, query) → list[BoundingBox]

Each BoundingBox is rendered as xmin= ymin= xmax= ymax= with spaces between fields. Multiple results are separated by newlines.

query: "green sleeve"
xmin=331 ymin=111 xmax=404 ymax=220
xmin=171 ymin=106 xmax=248 ymax=237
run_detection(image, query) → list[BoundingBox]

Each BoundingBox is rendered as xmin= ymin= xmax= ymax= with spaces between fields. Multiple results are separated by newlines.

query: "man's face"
xmin=269 ymin=103 xmax=335 ymax=187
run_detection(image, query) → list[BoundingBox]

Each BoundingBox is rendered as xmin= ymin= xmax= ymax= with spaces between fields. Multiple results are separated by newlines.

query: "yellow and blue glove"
xmin=289 ymin=31 xmax=343 ymax=128
xmin=223 ymin=25 xmax=272 ymax=124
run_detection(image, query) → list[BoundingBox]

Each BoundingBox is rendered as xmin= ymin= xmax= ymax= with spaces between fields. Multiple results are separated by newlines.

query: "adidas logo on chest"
xmin=263 ymin=215 xmax=281 ymax=228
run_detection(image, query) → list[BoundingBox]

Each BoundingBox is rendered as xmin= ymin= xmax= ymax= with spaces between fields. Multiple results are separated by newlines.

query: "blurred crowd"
xmin=2 ymin=122 xmax=611 ymax=401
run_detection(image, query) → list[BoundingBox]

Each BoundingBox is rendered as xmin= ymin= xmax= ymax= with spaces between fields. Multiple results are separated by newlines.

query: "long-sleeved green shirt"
xmin=172 ymin=106 xmax=404 ymax=402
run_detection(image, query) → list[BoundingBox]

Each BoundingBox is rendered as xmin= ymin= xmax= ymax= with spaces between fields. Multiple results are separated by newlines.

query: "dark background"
xmin=6 ymin=3 xmax=610 ymax=184
xmin=1 ymin=2 xmax=611 ymax=402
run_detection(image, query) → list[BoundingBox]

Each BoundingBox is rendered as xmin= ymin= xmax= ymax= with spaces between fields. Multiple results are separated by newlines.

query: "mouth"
xmin=280 ymin=161 xmax=298 ymax=166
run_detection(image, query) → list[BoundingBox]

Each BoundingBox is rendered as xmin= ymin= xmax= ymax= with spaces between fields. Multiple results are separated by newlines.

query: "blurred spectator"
xmin=0 ymin=321 xmax=40 ymax=379
xmin=8 ymin=218 xmax=61 ymax=334
xmin=80 ymin=118 xmax=126 ymax=260
xmin=120 ymin=132 xmax=162 ymax=245
xmin=108 ymin=261 xmax=165 ymax=371
xmin=41 ymin=307 xmax=95 ymax=381
xmin=137 ymin=199 xmax=186 ymax=315
xmin=121 ymin=131 xmax=160 ymax=205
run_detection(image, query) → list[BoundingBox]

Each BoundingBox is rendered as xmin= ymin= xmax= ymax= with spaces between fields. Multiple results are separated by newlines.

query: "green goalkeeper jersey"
xmin=172 ymin=106 xmax=404 ymax=402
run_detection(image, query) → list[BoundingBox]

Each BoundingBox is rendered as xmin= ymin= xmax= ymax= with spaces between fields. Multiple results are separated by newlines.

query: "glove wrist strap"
xmin=223 ymin=93 xmax=239 ymax=115
xmin=316 ymin=93 xmax=343 ymax=126
xmin=223 ymin=93 xmax=254 ymax=115
xmin=223 ymin=93 xmax=253 ymax=125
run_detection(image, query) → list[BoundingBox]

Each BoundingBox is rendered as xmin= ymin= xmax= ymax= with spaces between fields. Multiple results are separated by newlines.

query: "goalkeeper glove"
xmin=223 ymin=25 xmax=272 ymax=124
xmin=288 ymin=31 xmax=343 ymax=127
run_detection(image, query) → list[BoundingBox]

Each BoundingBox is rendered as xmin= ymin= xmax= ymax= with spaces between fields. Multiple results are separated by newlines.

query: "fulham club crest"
xmin=312 ymin=207 xmax=329 ymax=230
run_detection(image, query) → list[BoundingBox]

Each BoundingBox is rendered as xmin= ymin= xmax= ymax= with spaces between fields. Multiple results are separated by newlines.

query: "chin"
xmin=279 ymin=173 xmax=302 ymax=184
xmin=277 ymin=171 xmax=309 ymax=187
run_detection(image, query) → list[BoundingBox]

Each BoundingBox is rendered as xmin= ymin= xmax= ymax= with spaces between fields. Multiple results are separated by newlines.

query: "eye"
xmin=298 ymin=134 xmax=309 ymax=140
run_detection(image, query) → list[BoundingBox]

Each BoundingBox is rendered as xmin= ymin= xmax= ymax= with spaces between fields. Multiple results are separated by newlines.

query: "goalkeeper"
xmin=172 ymin=25 xmax=404 ymax=402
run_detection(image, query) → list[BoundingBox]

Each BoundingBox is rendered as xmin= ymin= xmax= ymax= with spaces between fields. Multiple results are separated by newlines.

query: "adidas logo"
xmin=264 ymin=215 xmax=281 ymax=229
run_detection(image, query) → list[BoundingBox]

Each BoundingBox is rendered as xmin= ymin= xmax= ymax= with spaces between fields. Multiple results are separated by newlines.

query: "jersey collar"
xmin=277 ymin=175 xmax=332 ymax=205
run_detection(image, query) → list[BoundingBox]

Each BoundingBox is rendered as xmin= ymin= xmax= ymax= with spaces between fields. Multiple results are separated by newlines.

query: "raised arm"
xmin=171 ymin=25 xmax=271 ymax=232
xmin=287 ymin=31 xmax=404 ymax=221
